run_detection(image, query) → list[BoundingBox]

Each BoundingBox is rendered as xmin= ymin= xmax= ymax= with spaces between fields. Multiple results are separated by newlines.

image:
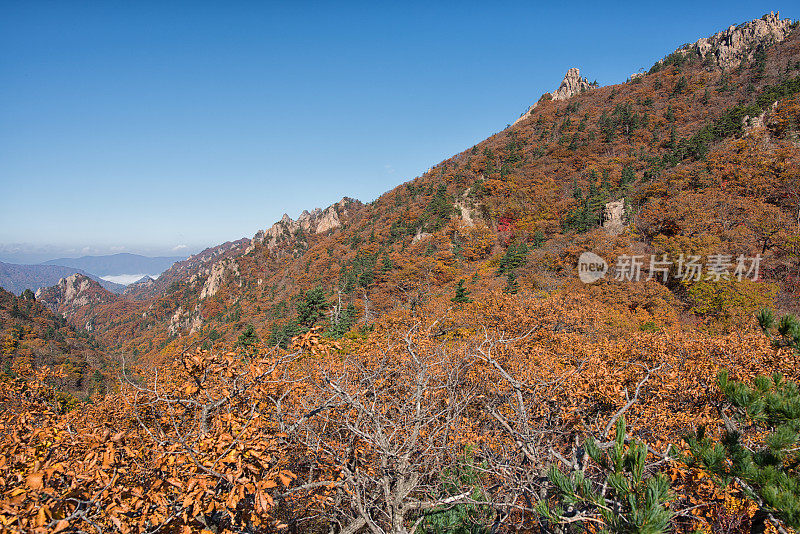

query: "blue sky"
xmin=0 ymin=1 xmax=795 ymax=263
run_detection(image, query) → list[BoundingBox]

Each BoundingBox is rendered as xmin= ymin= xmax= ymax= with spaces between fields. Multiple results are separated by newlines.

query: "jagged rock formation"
xmin=550 ymin=68 xmax=592 ymax=101
xmin=125 ymin=239 xmax=249 ymax=301
xmin=670 ymin=12 xmax=794 ymax=70
xmin=454 ymin=189 xmax=476 ymax=227
xmin=0 ymin=261 xmax=124 ymax=295
xmin=35 ymin=273 xmax=116 ymax=315
xmin=168 ymin=305 xmax=203 ymax=336
xmin=603 ymin=199 xmax=626 ymax=235
xmin=744 ymin=101 xmax=780 ymax=134
xmin=513 ymin=68 xmax=594 ymax=125
xmin=197 ymin=259 xmax=240 ymax=300
xmin=248 ymin=197 xmax=357 ymax=252
xmin=411 ymin=228 xmax=433 ymax=243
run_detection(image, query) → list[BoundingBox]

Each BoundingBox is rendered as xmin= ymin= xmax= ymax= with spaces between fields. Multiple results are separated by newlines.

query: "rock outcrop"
xmin=602 ymin=199 xmax=626 ymax=235
xmin=198 ymin=259 xmax=239 ymax=300
xmin=550 ymin=68 xmax=592 ymax=101
xmin=36 ymin=273 xmax=118 ymax=318
xmin=513 ymin=68 xmax=594 ymax=125
xmin=125 ymin=239 xmax=250 ymax=301
xmin=168 ymin=305 xmax=204 ymax=336
xmin=248 ymin=197 xmax=357 ymax=253
xmin=669 ymin=12 xmax=794 ymax=70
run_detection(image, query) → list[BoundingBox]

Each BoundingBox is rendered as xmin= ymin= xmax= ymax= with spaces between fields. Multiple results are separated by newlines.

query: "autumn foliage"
xmin=3 ymin=16 xmax=800 ymax=534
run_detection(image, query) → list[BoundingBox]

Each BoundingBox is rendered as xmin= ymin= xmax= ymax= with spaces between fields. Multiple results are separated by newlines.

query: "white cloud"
xmin=172 ymin=244 xmax=188 ymax=251
xmin=100 ymin=273 xmax=161 ymax=285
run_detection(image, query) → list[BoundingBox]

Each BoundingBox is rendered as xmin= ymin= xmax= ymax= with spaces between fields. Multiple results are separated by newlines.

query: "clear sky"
xmin=0 ymin=1 xmax=795 ymax=263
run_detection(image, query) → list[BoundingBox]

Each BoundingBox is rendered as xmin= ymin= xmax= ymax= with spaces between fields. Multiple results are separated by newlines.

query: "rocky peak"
xmin=671 ymin=12 xmax=794 ymax=70
xmin=35 ymin=273 xmax=115 ymax=315
xmin=513 ymin=67 xmax=594 ymax=125
xmin=248 ymin=197 xmax=358 ymax=253
xmin=551 ymin=68 xmax=592 ymax=101
xmin=198 ymin=258 xmax=239 ymax=300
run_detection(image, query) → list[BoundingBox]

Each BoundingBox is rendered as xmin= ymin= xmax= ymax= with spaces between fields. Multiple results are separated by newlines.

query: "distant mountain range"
xmin=42 ymin=253 xmax=185 ymax=277
xmin=0 ymin=261 xmax=125 ymax=295
xmin=0 ymin=253 xmax=186 ymax=295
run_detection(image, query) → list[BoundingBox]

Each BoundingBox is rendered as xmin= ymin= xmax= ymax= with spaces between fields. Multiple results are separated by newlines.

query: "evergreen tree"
xmin=758 ymin=309 xmax=800 ymax=353
xmin=268 ymin=320 xmax=302 ymax=349
xmin=531 ymin=230 xmax=546 ymax=248
xmin=423 ymin=184 xmax=455 ymax=232
xmin=684 ymin=371 xmax=800 ymax=530
xmin=451 ymin=280 xmax=472 ymax=303
xmin=503 ymin=272 xmax=519 ymax=295
xmin=538 ymin=417 xmax=672 ymax=533
xmin=236 ymin=324 xmax=259 ymax=350
xmin=497 ymin=242 xmax=529 ymax=275
xmin=296 ymin=287 xmax=328 ymax=329
xmin=621 ymin=164 xmax=636 ymax=186
xmin=327 ymin=302 xmax=357 ymax=339
xmin=10 ymin=301 xmax=23 ymax=319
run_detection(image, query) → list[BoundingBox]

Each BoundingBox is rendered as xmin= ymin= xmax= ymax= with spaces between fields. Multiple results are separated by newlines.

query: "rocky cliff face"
xmin=35 ymin=273 xmax=118 ymax=332
xmin=196 ymin=258 xmax=240 ymax=300
xmin=550 ymin=67 xmax=592 ymax=101
xmin=125 ymin=239 xmax=249 ymax=301
xmin=671 ymin=12 xmax=794 ymax=70
xmin=35 ymin=274 xmax=116 ymax=314
xmin=602 ymin=199 xmax=626 ymax=236
xmin=513 ymin=68 xmax=594 ymax=125
xmin=248 ymin=197 xmax=357 ymax=253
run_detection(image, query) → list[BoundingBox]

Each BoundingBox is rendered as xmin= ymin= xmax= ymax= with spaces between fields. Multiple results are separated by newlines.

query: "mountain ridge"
xmin=27 ymin=12 xmax=800 ymax=364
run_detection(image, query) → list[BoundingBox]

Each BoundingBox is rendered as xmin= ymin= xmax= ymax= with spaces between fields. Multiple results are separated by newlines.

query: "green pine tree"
xmin=268 ymin=320 xmax=301 ymax=349
xmin=503 ymin=271 xmax=519 ymax=295
xmin=327 ymin=302 xmax=357 ymax=339
xmin=451 ymin=280 xmax=472 ymax=303
xmin=296 ymin=287 xmax=328 ymax=329
xmin=758 ymin=308 xmax=800 ymax=354
xmin=538 ymin=417 xmax=673 ymax=533
xmin=684 ymin=371 xmax=800 ymax=530
xmin=236 ymin=324 xmax=259 ymax=349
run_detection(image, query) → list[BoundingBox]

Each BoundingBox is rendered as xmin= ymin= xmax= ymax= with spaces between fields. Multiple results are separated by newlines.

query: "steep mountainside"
xmin=38 ymin=13 xmax=800 ymax=365
xmin=0 ymin=287 xmax=112 ymax=399
xmin=122 ymin=239 xmax=250 ymax=301
xmin=9 ymin=14 xmax=800 ymax=534
xmin=35 ymin=274 xmax=137 ymax=336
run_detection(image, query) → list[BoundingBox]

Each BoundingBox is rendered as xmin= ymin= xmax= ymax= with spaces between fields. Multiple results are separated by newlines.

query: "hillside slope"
xmin=0 ymin=287 xmax=112 ymax=400
xmin=39 ymin=13 xmax=800 ymax=365
xmin=8 ymin=13 xmax=800 ymax=534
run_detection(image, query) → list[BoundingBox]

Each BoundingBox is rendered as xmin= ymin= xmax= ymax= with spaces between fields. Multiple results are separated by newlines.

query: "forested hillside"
xmin=35 ymin=13 xmax=800 ymax=364
xmin=0 ymin=287 xmax=111 ymax=401
xmin=4 ymin=13 xmax=800 ymax=534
